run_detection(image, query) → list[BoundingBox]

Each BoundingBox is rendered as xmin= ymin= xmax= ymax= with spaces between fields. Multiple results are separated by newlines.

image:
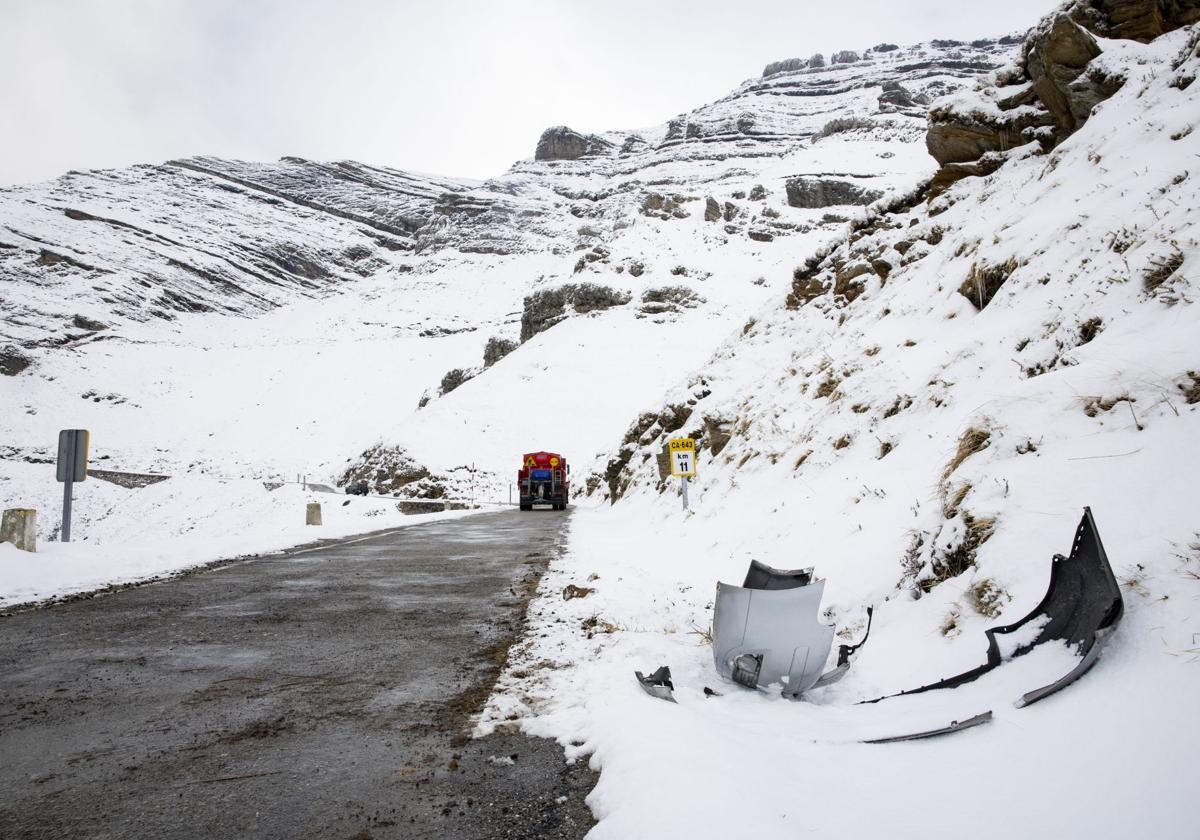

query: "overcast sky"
xmin=0 ymin=0 xmax=1058 ymax=187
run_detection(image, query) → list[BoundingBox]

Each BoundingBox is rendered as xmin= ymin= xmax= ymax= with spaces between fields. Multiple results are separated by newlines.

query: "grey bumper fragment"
xmin=635 ymin=666 xmax=677 ymax=703
xmin=862 ymin=711 xmax=994 ymax=744
xmin=712 ymin=578 xmax=835 ymax=698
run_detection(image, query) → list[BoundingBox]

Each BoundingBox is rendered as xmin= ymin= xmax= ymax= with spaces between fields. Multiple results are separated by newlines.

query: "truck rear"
xmin=518 ymin=451 xmax=569 ymax=511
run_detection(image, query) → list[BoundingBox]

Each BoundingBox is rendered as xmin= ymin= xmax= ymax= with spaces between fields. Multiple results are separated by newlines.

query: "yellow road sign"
xmin=525 ymin=456 xmax=536 ymax=468
xmin=668 ymin=438 xmax=697 ymax=477
xmin=550 ymin=457 xmax=559 ymax=467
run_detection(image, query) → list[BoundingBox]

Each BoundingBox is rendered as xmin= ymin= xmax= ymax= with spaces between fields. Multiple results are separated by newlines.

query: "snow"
xmin=0 ymin=459 xmax=479 ymax=608
xmin=475 ymin=23 xmax=1200 ymax=840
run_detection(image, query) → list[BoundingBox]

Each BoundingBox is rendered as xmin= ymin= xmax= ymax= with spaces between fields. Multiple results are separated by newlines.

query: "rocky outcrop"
xmin=338 ymin=444 xmax=432 ymax=495
xmin=534 ymin=126 xmax=613 ymax=161
xmin=640 ymin=286 xmax=705 ymax=315
xmin=482 ymin=336 xmax=517 ymax=368
xmin=641 ymin=193 xmax=691 ymax=220
xmin=0 ymin=345 xmax=32 ymax=376
xmin=927 ymin=1 xmax=1200 ymax=196
xmin=520 ymin=283 xmax=632 ymax=342
xmin=704 ymin=197 xmax=722 ymax=222
xmin=1025 ymin=14 xmax=1105 ymax=134
xmin=1067 ymin=0 xmax=1200 ymax=42
xmin=786 ymin=178 xmax=883 ymax=208
xmin=439 ymin=367 xmax=475 ymax=395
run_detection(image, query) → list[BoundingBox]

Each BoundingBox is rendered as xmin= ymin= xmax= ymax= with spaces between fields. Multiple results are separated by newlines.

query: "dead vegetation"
xmin=832 ymin=434 xmax=853 ymax=450
xmin=1179 ymin=371 xmax=1200 ymax=404
xmin=925 ymin=514 xmax=997 ymax=592
xmin=877 ymin=440 xmax=896 ymax=459
xmin=967 ymin=578 xmax=1010 ymax=618
xmin=883 ymin=395 xmax=913 ymax=418
xmin=1143 ymin=250 xmax=1184 ymax=293
xmin=1078 ymin=317 xmax=1103 ymax=345
xmin=943 ymin=426 xmax=991 ymax=481
xmin=1082 ymin=393 xmax=1133 ymax=417
xmin=959 ymin=258 xmax=1018 ymax=309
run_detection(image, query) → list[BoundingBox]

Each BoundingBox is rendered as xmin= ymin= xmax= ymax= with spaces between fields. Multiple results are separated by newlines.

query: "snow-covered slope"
xmin=480 ymin=12 xmax=1200 ymax=839
xmin=1 ymin=37 xmax=1013 ymax=531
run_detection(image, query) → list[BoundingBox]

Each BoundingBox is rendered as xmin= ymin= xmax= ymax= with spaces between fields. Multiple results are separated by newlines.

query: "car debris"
xmin=712 ymin=562 xmax=872 ymax=699
xmin=865 ymin=507 xmax=1121 ymax=707
xmin=863 ymin=711 xmax=994 ymax=744
xmin=635 ymin=666 xmax=677 ymax=703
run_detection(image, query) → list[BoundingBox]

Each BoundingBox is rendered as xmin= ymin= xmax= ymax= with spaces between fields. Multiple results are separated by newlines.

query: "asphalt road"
xmin=0 ymin=510 xmax=596 ymax=839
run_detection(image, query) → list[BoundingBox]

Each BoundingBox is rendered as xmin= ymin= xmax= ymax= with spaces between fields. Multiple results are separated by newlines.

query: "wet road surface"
xmin=0 ymin=510 xmax=596 ymax=839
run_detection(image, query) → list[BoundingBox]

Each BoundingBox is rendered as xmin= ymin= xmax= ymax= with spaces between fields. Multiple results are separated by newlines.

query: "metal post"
xmin=681 ymin=476 xmax=689 ymax=511
xmin=62 ymin=475 xmax=73 ymax=542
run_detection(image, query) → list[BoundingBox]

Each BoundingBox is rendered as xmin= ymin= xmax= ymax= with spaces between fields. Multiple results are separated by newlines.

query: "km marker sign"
xmin=668 ymin=437 xmax=697 ymax=511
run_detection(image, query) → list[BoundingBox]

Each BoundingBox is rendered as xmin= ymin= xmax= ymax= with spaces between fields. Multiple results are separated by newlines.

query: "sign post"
xmin=667 ymin=438 xmax=697 ymax=511
xmin=56 ymin=429 xmax=89 ymax=543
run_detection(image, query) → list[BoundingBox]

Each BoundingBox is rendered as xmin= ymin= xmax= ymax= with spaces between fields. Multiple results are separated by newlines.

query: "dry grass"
xmin=959 ymin=258 xmax=1018 ymax=310
xmin=815 ymin=375 xmax=841 ymax=399
xmin=1143 ymin=250 xmax=1183 ymax=293
xmin=832 ymin=434 xmax=852 ymax=450
xmin=967 ymin=577 xmax=1010 ymax=618
xmin=1179 ymin=371 xmax=1200 ymax=405
xmin=921 ymin=514 xmax=996 ymax=593
xmin=943 ymin=427 xmax=992 ymax=481
xmin=883 ymin=395 xmax=913 ymax=418
xmin=877 ymin=440 xmax=896 ymax=459
xmin=1078 ymin=317 xmax=1103 ymax=345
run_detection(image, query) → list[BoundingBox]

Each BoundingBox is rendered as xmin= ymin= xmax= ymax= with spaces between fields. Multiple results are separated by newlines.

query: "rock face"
xmin=439 ymin=367 xmax=475 ymax=395
xmin=0 ymin=345 xmax=32 ymax=376
xmin=482 ymin=337 xmax=517 ymax=368
xmin=520 ymin=283 xmax=632 ymax=342
xmin=338 ymin=444 xmax=431 ymax=495
xmin=704 ymin=197 xmax=721 ymax=222
xmin=786 ymin=178 xmax=884 ymax=208
xmin=925 ymin=0 xmax=1200 ymax=195
xmin=1026 ymin=14 xmax=1104 ymax=134
xmin=534 ymin=126 xmax=612 ymax=161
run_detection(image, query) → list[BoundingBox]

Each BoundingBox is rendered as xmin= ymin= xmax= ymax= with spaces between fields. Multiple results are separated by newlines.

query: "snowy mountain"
xmin=1 ymin=35 xmax=1014 ymax=507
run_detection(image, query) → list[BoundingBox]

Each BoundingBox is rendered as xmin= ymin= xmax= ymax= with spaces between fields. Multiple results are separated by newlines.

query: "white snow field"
xmin=477 ymin=18 xmax=1200 ymax=840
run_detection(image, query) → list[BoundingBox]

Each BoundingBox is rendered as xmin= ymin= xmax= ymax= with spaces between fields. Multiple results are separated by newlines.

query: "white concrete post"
xmin=1 ymin=508 xmax=37 ymax=552
xmin=306 ymin=502 xmax=322 ymax=526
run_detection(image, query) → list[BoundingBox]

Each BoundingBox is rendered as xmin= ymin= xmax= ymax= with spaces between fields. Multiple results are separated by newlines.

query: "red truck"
xmin=518 ymin=451 xmax=569 ymax=511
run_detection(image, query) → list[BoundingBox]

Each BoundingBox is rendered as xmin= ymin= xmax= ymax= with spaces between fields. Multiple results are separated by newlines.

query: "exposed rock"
xmin=628 ymin=261 xmax=645 ymax=277
xmin=440 ymin=367 xmax=475 ymax=395
xmin=832 ymin=50 xmax=861 ymax=64
xmin=534 ymin=126 xmax=613 ymax=161
xmin=1067 ymin=0 xmax=1200 ymax=42
xmin=703 ymin=415 xmax=733 ymax=455
xmin=1025 ymin=14 xmax=1105 ymax=135
xmin=71 ymin=314 xmax=108 ymax=332
xmin=748 ymin=230 xmax=775 ymax=242
xmin=723 ymin=202 xmax=738 ymax=222
xmin=483 ymin=336 xmax=517 ymax=368
xmin=521 ymin=283 xmax=632 ymax=342
xmin=786 ymin=178 xmax=883 ymax=208
xmin=704 ymin=197 xmax=722 ymax=222
xmin=0 ymin=345 xmax=33 ymax=376
xmin=749 ymin=184 xmax=768 ymax=201
xmin=641 ymin=193 xmax=690 ymax=220
xmin=640 ymin=286 xmax=705 ymax=315
xmin=928 ymin=152 xmax=1009 ymax=196
xmin=787 ymin=261 xmax=829 ymax=308
xmin=339 ymin=444 xmax=432 ymax=495
xmin=926 ymin=109 xmax=1051 ymax=166
xmin=878 ymin=81 xmax=917 ymax=109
